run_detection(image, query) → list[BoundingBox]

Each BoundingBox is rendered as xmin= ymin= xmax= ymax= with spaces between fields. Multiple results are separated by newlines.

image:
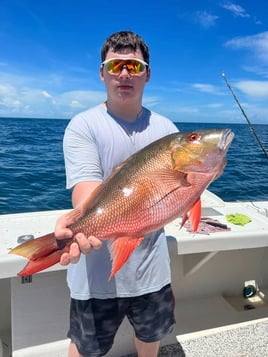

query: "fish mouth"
xmin=203 ymin=128 xmax=234 ymax=175
xmin=218 ymin=128 xmax=235 ymax=152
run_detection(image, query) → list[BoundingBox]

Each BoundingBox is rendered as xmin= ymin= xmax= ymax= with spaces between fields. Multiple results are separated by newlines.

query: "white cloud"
xmin=0 ymin=84 xmax=21 ymax=110
xmin=177 ymin=106 xmax=200 ymax=114
xmin=0 ymin=68 xmax=106 ymax=118
xmin=57 ymin=90 xmax=105 ymax=108
xmin=42 ymin=90 xmax=52 ymax=98
xmin=225 ymin=31 xmax=268 ymax=64
xmin=207 ymin=103 xmax=223 ymax=108
xmin=142 ymin=95 xmax=161 ymax=108
xmin=234 ymin=80 xmax=268 ymax=98
xmin=221 ymin=3 xmax=249 ymax=18
xmin=0 ymin=83 xmax=16 ymax=97
xmin=167 ymin=105 xmax=200 ymax=114
xmin=195 ymin=11 xmax=218 ymax=28
xmin=241 ymin=65 xmax=268 ymax=78
xmin=0 ymin=75 xmax=106 ymax=118
xmin=192 ymin=83 xmax=223 ymax=95
xmin=70 ymin=100 xmax=84 ymax=108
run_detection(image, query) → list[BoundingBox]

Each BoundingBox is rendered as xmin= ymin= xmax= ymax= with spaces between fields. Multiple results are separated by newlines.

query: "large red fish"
xmin=10 ymin=129 xmax=234 ymax=279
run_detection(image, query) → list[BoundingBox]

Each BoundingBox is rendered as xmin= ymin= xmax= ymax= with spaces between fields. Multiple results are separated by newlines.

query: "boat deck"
xmin=177 ymin=317 xmax=268 ymax=357
xmin=122 ymin=318 xmax=268 ymax=357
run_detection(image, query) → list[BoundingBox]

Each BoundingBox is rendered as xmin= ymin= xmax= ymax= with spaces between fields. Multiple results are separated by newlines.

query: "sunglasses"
xmin=102 ymin=58 xmax=148 ymax=75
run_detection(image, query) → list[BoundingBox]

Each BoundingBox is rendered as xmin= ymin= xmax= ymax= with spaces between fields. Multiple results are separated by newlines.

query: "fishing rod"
xmin=222 ymin=72 xmax=268 ymax=159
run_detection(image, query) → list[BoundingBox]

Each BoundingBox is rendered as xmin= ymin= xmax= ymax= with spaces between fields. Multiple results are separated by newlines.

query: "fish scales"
xmin=69 ymin=145 xmax=175 ymax=238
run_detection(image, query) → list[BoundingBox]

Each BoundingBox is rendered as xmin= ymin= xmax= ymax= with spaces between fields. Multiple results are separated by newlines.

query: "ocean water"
xmin=0 ymin=117 xmax=267 ymax=215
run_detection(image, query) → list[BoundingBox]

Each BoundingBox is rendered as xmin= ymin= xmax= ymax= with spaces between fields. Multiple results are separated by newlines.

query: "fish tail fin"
xmin=17 ymin=249 xmax=64 ymax=276
xmin=9 ymin=233 xmax=70 ymax=276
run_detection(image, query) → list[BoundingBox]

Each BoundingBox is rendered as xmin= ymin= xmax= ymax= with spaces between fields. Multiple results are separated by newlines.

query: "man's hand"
xmin=54 ymin=211 xmax=102 ymax=266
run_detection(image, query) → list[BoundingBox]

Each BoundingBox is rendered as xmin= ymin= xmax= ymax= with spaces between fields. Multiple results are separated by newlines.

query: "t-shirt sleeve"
xmin=167 ymin=120 xmax=179 ymax=134
xmin=63 ymin=116 xmax=103 ymax=189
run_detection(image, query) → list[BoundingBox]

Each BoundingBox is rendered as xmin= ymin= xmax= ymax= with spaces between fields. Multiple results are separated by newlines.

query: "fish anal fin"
xmin=108 ymin=236 xmax=144 ymax=280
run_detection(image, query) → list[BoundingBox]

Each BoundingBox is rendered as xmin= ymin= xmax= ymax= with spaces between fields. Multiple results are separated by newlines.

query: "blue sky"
xmin=1 ymin=0 xmax=268 ymax=123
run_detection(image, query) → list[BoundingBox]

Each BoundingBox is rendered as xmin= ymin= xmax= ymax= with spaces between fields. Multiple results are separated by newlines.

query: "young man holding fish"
xmin=9 ymin=29 xmax=234 ymax=356
xmin=56 ymin=31 xmax=178 ymax=357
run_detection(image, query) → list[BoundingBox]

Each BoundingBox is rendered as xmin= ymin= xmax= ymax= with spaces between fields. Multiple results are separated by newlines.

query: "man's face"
xmin=100 ymin=48 xmax=150 ymax=104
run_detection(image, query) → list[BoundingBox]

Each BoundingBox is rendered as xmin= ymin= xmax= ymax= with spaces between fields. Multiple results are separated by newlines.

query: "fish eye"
xmin=188 ymin=133 xmax=199 ymax=142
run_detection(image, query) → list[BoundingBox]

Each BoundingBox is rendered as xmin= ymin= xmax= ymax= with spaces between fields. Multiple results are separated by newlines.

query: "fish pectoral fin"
xmin=180 ymin=198 xmax=202 ymax=233
xmin=108 ymin=236 xmax=144 ymax=280
xmin=147 ymin=169 xmax=191 ymax=190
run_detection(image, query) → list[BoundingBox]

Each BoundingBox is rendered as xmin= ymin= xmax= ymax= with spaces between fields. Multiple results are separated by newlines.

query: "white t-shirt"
xmin=63 ymin=104 xmax=178 ymax=299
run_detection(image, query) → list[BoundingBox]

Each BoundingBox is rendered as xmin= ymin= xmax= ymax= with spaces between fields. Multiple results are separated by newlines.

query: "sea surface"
xmin=0 ymin=117 xmax=267 ymax=215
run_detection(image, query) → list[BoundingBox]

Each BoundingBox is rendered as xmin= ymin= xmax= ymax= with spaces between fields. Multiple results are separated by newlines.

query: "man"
xmin=55 ymin=30 xmax=178 ymax=357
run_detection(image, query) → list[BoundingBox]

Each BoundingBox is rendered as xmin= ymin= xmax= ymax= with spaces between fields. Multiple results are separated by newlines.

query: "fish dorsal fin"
xmin=107 ymin=160 xmax=128 ymax=180
xmin=108 ymin=236 xmax=144 ymax=280
xmin=67 ymin=183 xmax=105 ymax=223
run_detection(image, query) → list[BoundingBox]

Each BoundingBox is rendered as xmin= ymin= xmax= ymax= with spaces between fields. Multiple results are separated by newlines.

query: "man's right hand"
xmin=54 ymin=211 xmax=102 ymax=266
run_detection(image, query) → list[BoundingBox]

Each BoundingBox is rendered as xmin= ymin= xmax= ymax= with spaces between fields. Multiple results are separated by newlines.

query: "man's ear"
xmin=145 ymin=67 xmax=151 ymax=82
xmin=100 ymin=66 xmax=104 ymax=82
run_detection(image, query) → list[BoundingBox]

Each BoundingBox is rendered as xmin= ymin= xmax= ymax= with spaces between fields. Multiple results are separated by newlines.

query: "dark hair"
xmin=101 ymin=31 xmax=150 ymax=64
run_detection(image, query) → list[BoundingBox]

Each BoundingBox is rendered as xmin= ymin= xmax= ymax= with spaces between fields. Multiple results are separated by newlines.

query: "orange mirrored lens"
xmin=104 ymin=59 xmax=146 ymax=74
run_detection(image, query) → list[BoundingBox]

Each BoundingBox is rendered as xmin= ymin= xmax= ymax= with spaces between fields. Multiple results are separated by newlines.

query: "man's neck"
xmin=105 ymin=101 xmax=143 ymax=122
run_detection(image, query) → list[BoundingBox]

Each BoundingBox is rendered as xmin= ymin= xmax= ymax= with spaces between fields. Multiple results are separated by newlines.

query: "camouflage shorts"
xmin=67 ymin=284 xmax=176 ymax=357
